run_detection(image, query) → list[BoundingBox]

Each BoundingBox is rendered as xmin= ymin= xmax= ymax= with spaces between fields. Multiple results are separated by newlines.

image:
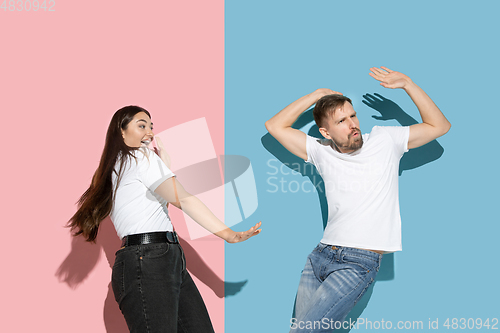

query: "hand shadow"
xmin=363 ymin=93 xmax=444 ymax=176
xmin=55 ymin=217 xmax=246 ymax=333
xmin=262 ymin=95 xmax=445 ymax=332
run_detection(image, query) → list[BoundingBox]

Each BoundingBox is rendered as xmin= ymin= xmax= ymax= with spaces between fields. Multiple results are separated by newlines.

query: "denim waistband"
xmin=317 ymin=242 xmax=383 ymax=259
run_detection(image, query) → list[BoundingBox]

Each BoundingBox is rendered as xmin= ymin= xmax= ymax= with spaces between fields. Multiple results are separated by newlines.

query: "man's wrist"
xmin=312 ymin=89 xmax=329 ymax=100
xmin=402 ymin=79 xmax=417 ymax=93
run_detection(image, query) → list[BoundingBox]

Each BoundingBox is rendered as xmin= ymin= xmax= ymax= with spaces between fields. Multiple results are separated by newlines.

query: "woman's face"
xmin=121 ymin=112 xmax=154 ymax=148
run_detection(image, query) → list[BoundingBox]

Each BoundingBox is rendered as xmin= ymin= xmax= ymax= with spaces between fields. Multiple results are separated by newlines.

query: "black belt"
xmin=121 ymin=231 xmax=179 ymax=247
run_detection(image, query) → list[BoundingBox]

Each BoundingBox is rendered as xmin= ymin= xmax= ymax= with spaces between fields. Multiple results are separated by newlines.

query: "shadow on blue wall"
xmin=261 ymin=94 xmax=444 ymax=331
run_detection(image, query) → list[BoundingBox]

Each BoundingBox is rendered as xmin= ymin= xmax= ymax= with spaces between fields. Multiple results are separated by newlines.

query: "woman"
xmin=68 ymin=105 xmax=261 ymax=332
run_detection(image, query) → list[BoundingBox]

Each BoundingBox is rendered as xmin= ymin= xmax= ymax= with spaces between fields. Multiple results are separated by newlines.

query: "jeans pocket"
xmin=141 ymin=243 xmax=171 ymax=259
xmin=343 ymin=254 xmax=377 ymax=273
xmin=111 ymin=260 xmax=125 ymax=303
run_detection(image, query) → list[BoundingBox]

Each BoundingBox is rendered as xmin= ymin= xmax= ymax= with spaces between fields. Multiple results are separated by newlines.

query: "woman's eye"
xmin=139 ymin=125 xmax=145 ymax=128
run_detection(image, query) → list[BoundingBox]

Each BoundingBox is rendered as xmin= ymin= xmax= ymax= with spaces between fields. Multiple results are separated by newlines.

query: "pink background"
xmin=0 ymin=1 xmax=225 ymax=332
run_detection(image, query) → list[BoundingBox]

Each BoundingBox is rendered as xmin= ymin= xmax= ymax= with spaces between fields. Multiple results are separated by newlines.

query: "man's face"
xmin=319 ymin=101 xmax=363 ymax=153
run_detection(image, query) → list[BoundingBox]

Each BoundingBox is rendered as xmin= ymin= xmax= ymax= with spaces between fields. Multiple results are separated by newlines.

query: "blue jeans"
xmin=111 ymin=242 xmax=214 ymax=333
xmin=290 ymin=243 xmax=382 ymax=332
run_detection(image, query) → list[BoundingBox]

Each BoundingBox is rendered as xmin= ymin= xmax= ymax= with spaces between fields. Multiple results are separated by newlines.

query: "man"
xmin=265 ymin=67 xmax=450 ymax=332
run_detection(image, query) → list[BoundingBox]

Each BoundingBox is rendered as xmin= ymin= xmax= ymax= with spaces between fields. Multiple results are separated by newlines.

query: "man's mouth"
xmin=350 ymin=130 xmax=360 ymax=138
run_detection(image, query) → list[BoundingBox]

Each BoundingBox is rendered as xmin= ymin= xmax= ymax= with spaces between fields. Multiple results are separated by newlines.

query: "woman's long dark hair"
xmin=67 ymin=106 xmax=151 ymax=242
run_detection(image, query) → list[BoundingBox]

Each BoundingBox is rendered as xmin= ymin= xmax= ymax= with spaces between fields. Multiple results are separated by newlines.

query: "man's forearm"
xmin=404 ymin=81 xmax=451 ymax=133
xmin=265 ymin=90 xmax=326 ymax=132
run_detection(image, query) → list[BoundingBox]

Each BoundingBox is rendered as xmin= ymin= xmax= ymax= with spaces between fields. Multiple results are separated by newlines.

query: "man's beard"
xmin=332 ymin=128 xmax=363 ymax=152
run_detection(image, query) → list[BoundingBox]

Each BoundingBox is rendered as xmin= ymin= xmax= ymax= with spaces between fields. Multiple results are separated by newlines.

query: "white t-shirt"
xmin=110 ymin=147 xmax=175 ymax=239
xmin=306 ymin=126 xmax=410 ymax=252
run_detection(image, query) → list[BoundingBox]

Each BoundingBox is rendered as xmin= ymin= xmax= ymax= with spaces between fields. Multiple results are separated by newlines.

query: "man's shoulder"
xmin=368 ymin=125 xmax=406 ymax=139
xmin=366 ymin=125 xmax=410 ymax=152
xmin=307 ymin=135 xmax=332 ymax=147
xmin=369 ymin=125 xmax=391 ymax=134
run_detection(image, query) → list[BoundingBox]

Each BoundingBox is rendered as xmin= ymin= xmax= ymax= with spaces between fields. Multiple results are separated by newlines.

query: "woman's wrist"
xmin=215 ymin=228 xmax=234 ymax=242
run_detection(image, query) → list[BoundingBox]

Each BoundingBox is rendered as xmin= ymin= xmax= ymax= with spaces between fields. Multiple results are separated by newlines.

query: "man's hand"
xmin=369 ymin=66 xmax=451 ymax=149
xmin=315 ymin=88 xmax=343 ymax=97
xmin=218 ymin=222 xmax=262 ymax=244
xmin=369 ymin=66 xmax=412 ymax=90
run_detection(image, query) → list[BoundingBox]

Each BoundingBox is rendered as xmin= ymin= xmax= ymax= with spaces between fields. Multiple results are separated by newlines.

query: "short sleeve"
xmin=379 ymin=126 xmax=410 ymax=156
xmin=305 ymin=135 xmax=320 ymax=165
xmin=137 ymin=149 xmax=176 ymax=191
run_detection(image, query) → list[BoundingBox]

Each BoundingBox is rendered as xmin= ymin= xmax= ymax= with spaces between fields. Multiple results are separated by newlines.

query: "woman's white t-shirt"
xmin=110 ymin=147 xmax=175 ymax=239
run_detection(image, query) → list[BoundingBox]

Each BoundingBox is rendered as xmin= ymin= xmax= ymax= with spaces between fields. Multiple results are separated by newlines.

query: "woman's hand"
xmin=153 ymin=136 xmax=171 ymax=169
xmin=219 ymin=222 xmax=262 ymax=244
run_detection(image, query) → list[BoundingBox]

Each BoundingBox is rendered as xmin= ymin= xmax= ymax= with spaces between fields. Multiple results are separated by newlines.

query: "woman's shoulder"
xmin=115 ymin=148 xmax=155 ymax=170
xmin=132 ymin=147 xmax=164 ymax=170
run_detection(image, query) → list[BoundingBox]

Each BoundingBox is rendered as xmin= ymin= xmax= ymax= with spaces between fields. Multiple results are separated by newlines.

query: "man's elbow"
xmin=430 ymin=120 xmax=451 ymax=138
xmin=265 ymin=120 xmax=274 ymax=133
xmin=441 ymin=120 xmax=451 ymax=136
xmin=265 ymin=120 xmax=279 ymax=137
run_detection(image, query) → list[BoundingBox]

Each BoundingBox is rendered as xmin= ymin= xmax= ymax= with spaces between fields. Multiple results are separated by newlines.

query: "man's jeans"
xmin=290 ymin=243 xmax=382 ymax=332
xmin=111 ymin=242 xmax=214 ymax=333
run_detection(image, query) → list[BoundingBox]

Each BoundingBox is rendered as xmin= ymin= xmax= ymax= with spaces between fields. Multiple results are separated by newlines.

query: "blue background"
xmin=225 ymin=1 xmax=500 ymax=332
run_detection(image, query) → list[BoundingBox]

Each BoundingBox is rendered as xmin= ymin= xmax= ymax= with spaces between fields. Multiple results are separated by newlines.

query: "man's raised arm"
xmin=369 ymin=66 xmax=451 ymax=149
xmin=265 ymin=89 xmax=340 ymax=160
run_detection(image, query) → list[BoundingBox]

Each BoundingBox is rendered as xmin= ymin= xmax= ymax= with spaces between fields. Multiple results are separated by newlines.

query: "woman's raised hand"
xmin=153 ymin=136 xmax=172 ymax=169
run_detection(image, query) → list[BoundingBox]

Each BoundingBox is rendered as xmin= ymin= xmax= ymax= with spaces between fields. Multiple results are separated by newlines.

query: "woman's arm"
xmin=151 ymin=136 xmax=261 ymax=243
xmin=155 ymin=176 xmax=261 ymax=243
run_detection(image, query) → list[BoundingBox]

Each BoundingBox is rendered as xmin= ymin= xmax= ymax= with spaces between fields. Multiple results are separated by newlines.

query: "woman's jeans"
xmin=111 ymin=242 xmax=214 ymax=333
xmin=290 ymin=243 xmax=382 ymax=332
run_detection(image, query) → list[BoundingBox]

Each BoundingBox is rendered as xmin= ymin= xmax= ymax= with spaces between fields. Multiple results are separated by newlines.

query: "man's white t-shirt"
xmin=110 ymin=147 xmax=175 ymax=239
xmin=306 ymin=126 xmax=410 ymax=252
